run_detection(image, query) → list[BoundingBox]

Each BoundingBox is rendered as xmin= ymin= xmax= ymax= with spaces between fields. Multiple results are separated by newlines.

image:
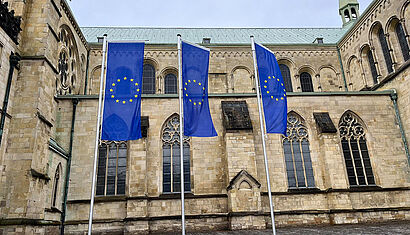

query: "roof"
xmin=81 ymin=27 xmax=350 ymax=45
xmin=339 ymin=0 xmax=359 ymax=9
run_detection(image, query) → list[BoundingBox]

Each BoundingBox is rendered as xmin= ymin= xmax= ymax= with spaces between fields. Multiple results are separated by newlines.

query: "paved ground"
xmin=183 ymin=222 xmax=410 ymax=235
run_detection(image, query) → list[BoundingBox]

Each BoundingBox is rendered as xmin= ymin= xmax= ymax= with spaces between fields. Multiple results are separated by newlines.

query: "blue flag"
xmin=101 ymin=42 xmax=145 ymax=141
xmin=254 ymin=43 xmax=287 ymax=135
xmin=181 ymin=41 xmax=217 ymax=137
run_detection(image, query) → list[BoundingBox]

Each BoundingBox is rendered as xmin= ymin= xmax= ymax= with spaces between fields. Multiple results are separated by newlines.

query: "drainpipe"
xmin=0 ymin=52 xmax=20 ymax=145
xmin=84 ymin=49 xmax=90 ymax=95
xmin=337 ymin=47 xmax=348 ymax=91
xmin=390 ymin=89 xmax=410 ymax=166
xmin=60 ymin=98 xmax=79 ymax=235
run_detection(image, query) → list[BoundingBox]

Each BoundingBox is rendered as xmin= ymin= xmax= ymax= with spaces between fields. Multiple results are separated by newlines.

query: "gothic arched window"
xmin=51 ymin=164 xmax=61 ymax=208
xmin=282 ymin=113 xmax=315 ymax=189
xmin=142 ymin=64 xmax=156 ymax=94
xmin=367 ymin=49 xmax=378 ymax=84
xmin=279 ymin=64 xmax=293 ymax=92
xmin=378 ymin=28 xmax=393 ymax=74
xmin=96 ymin=141 xmax=127 ymax=196
xmin=164 ymin=73 xmax=177 ymax=94
xmin=300 ymin=72 xmax=314 ymax=92
xmin=162 ymin=115 xmax=191 ymax=193
xmin=395 ymin=23 xmax=410 ymax=61
xmin=339 ymin=112 xmax=375 ymax=186
xmin=57 ymin=26 xmax=79 ymax=95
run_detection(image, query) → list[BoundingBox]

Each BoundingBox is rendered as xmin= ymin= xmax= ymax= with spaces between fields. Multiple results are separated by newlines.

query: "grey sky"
xmin=68 ymin=0 xmax=373 ymax=28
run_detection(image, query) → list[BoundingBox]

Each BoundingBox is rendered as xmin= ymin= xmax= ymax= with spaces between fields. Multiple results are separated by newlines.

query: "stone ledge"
xmin=0 ymin=218 xmax=60 ymax=226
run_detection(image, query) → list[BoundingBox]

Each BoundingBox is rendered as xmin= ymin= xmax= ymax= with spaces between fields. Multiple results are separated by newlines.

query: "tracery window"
xmin=300 ymin=72 xmax=314 ymax=92
xmin=282 ymin=113 xmax=315 ymax=189
xmin=57 ymin=27 xmax=79 ymax=95
xmin=162 ymin=115 xmax=191 ymax=193
xmin=339 ymin=112 xmax=375 ymax=186
xmin=367 ymin=49 xmax=378 ymax=84
xmin=378 ymin=28 xmax=393 ymax=74
xmin=164 ymin=73 xmax=177 ymax=94
xmin=96 ymin=141 xmax=127 ymax=196
xmin=142 ymin=64 xmax=156 ymax=94
xmin=279 ymin=64 xmax=293 ymax=92
xmin=51 ymin=164 xmax=61 ymax=207
xmin=395 ymin=23 xmax=410 ymax=61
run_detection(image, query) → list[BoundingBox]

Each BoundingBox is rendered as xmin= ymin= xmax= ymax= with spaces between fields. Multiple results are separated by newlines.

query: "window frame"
xmin=378 ymin=27 xmax=394 ymax=74
xmin=162 ymin=115 xmax=191 ymax=194
xmin=96 ymin=141 xmax=128 ymax=197
xmin=142 ymin=63 xmax=156 ymax=94
xmin=164 ymin=73 xmax=178 ymax=94
xmin=367 ymin=49 xmax=379 ymax=84
xmin=279 ymin=64 xmax=293 ymax=92
xmin=282 ymin=113 xmax=316 ymax=189
xmin=395 ymin=22 xmax=410 ymax=62
xmin=300 ymin=72 xmax=314 ymax=92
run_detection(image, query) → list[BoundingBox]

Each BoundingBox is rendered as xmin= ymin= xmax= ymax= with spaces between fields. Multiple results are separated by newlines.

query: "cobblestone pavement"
xmin=177 ymin=222 xmax=410 ymax=235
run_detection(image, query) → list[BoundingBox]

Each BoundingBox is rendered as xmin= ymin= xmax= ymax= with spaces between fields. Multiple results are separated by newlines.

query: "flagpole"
xmin=250 ymin=36 xmax=277 ymax=235
xmin=88 ymin=34 xmax=108 ymax=235
xmin=177 ymin=34 xmax=186 ymax=235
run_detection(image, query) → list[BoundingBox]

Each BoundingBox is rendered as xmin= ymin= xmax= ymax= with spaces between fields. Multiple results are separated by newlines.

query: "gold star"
xmin=116 ymin=100 xmax=119 ymax=103
xmin=194 ymin=102 xmax=196 ymax=105
xmin=185 ymin=82 xmax=187 ymax=85
xmin=271 ymin=96 xmax=274 ymax=99
xmin=284 ymin=94 xmax=286 ymax=97
xmin=281 ymin=97 xmax=284 ymax=100
xmin=203 ymin=87 xmax=205 ymax=90
xmin=111 ymin=95 xmax=114 ymax=98
xmin=129 ymin=99 xmax=133 ymax=102
xmin=131 ymin=79 xmax=134 ymax=81
xmin=264 ymin=86 xmax=267 ymax=88
xmin=198 ymin=83 xmax=201 ymax=86
xmin=117 ymin=79 xmax=121 ymax=82
xmin=110 ymin=89 xmax=113 ymax=92
xmin=135 ymin=95 xmax=138 ymax=98
xmin=193 ymin=80 xmax=196 ymax=83
xmin=122 ymin=101 xmax=126 ymax=104
xmin=189 ymin=99 xmax=192 ymax=102
xmin=112 ymin=83 xmax=115 ymax=86
xmin=186 ymin=94 xmax=188 ymax=97
xmin=284 ymin=89 xmax=286 ymax=91
xmin=276 ymin=98 xmax=279 ymax=101
xmin=199 ymin=102 xmax=202 ymax=105
xmin=267 ymin=91 xmax=270 ymax=94
xmin=264 ymin=80 xmax=267 ymax=83
xmin=124 ymin=77 xmax=127 ymax=80
xmin=268 ymin=76 xmax=271 ymax=79
xmin=273 ymin=76 xmax=275 ymax=79
xmin=281 ymin=83 xmax=284 ymax=86
xmin=188 ymin=80 xmax=191 ymax=83
xmin=277 ymin=78 xmax=280 ymax=81
xmin=137 ymin=89 xmax=140 ymax=92
xmin=184 ymin=88 xmax=186 ymax=90
xmin=135 ymin=83 xmax=138 ymax=86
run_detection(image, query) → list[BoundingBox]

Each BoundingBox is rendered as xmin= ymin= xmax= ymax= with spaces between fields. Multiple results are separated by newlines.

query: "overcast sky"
xmin=67 ymin=0 xmax=373 ymax=28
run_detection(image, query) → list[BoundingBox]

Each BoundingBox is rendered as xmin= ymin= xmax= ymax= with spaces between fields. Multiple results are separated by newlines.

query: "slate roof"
xmin=81 ymin=27 xmax=350 ymax=45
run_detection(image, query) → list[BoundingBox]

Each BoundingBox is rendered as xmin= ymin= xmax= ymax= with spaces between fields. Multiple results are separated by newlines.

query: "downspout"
xmin=0 ymin=52 xmax=20 ymax=145
xmin=337 ymin=47 xmax=349 ymax=91
xmin=84 ymin=49 xmax=90 ymax=95
xmin=60 ymin=98 xmax=79 ymax=235
xmin=390 ymin=89 xmax=410 ymax=166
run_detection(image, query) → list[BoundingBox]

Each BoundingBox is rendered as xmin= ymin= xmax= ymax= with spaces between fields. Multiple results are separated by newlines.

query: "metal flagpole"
xmin=250 ymin=36 xmax=277 ymax=235
xmin=88 ymin=34 xmax=108 ymax=235
xmin=177 ymin=34 xmax=186 ymax=235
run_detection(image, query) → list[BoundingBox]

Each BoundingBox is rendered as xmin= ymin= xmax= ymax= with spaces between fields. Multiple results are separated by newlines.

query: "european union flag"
xmin=255 ymin=43 xmax=287 ymax=134
xmin=182 ymin=41 xmax=217 ymax=137
xmin=101 ymin=42 xmax=145 ymax=141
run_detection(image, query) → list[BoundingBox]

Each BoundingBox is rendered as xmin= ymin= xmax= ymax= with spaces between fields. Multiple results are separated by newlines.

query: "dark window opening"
xmin=367 ymin=49 xmax=378 ymax=84
xmin=165 ymin=73 xmax=178 ymax=94
xmin=344 ymin=10 xmax=350 ymax=22
xmin=378 ymin=28 xmax=393 ymax=74
xmin=143 ymin=64 xmax=156 ymax=94
xmin=300 ymin=72 xmax=314 ymax=92
xmin=351 ymin=8 xmax=357 ymax=19
xmin=396 ymin=23 xmax=410 ymax=61
xmin=279 ymin=64 xmax=293 ymax=92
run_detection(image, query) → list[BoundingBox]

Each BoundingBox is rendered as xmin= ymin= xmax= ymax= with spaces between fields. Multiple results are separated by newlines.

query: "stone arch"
xmin=297 ymin=66 xmax=316 ymax=92
xmin=143 ymin=57 xmax=159 ymax=71
xmin=346 ymin=55 xmax=365 ymax=91
xmin=400 ymin=1 xmax=410 ymax=36
xmin=51 ymin=163 xmax=62 ymax=208
xmin=160 ymin=66 xmax=178 ymax=94
xmin=231 ymin=66 xmax=253 ymax=93
xmin=387 ymin=16 xmax=409 ymax=64
xmin=360 ymin=44 xmax=378 ymax=85
xmin=369 ymin=21 xmax=393 ymax=77
xmin=319 ymin=65 xmax=339 ymax=92
xmin=277 ymin=58 xmax=296 ymax=92
xmin=142 ymin=58 xmax=158 ymax=94
xmin=339 ymin=110 xmax=369 ymax=132
xmin=57 ymin=24 xmax=81 ymax=95
xmin=89 ymin=65 xmax=101 ymax=95
xmin=239 ymin=180 xmax=252 ymax=190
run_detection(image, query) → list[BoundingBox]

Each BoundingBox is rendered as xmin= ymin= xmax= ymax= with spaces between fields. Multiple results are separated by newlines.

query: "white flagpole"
xmin=88 ymin=34 xmax=108 ymax=235
xmin=250 ymin=36 xmax=277 ymax=235
xmin=177 ymin=34 xmax=186 ymax=235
